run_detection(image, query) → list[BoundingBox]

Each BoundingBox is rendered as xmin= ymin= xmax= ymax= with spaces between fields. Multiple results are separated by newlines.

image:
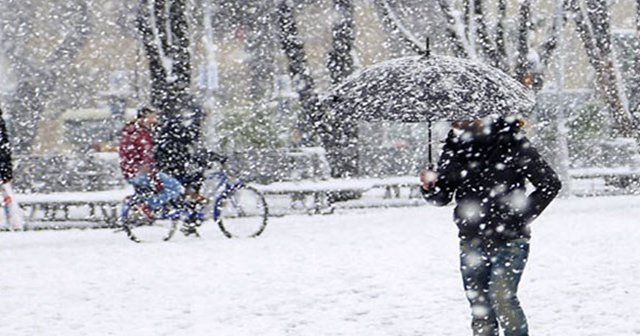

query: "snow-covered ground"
xmin=2 ymin=196 xmax=640 ymax=336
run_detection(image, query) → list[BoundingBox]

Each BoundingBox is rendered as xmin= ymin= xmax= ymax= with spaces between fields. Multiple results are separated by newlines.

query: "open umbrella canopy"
xmin=322 ymin=55 xmax=536 ymax=123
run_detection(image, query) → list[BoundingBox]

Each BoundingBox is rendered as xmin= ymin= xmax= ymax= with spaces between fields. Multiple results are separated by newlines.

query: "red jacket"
xmin=119 ymin=121 xmax=156 ymax=180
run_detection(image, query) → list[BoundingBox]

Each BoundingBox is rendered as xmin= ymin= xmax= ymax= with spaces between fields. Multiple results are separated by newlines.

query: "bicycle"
xmin=118 ymin=162 xmax=269 ymax=243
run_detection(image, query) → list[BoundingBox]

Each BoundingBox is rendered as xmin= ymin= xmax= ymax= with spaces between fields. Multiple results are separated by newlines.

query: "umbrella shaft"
xmin=428 ymin=120 xmax=433 ymax=169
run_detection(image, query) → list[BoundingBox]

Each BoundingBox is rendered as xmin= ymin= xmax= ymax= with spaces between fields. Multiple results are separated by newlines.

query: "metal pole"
xmin=428 ymin=120 xmax=434 ymax=169
xmin=426 ymin=37 xmax=430 ymax=57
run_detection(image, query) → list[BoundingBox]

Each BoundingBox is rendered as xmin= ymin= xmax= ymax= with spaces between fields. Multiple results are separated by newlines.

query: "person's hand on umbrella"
xmin=419 ymin=169 xmax=439 ymax=191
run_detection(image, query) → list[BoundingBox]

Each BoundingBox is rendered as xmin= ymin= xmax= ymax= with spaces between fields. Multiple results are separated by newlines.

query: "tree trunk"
xmin=327 ymin=0 xmax=360 ymax=180
xmin=568 ymin=0 xmax=636 ymax=136
xmin=515 ymin=0 xmax=531 ymax=85
xmin=495 ymin=0 xmax=509 ymax=72
xmin=137 ymin=0 xmax=171 ymax=113
xmin=137 ymin=0 xmax=198 ymax=135
xmin=328 ymin=0 xmax=356 ymax=86
xmin=275 ymin=0 xmax=323 ymax=146
xmin=169 ymin=0 xmax=192 ymax=92
xmin=137 ymin=0 xmax=207 ymax=180
xmin=630 ymin=0 xmax=640 ymax=117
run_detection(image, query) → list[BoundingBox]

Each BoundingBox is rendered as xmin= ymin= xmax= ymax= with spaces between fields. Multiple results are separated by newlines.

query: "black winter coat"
xmin=155 ymin=120 xmax=197 ymax=178
xmin=422 ymin=118 xmax=561 ymax=242
xmin=0 ymin=110 xmax=13 ymax=183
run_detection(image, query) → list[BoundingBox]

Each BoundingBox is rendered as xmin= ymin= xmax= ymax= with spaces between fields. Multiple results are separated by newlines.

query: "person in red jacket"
xmin=119 ymin=107 xmax=184 ymax=218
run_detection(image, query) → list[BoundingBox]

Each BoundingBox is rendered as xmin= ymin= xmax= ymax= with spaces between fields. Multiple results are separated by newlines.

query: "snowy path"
xmin=2 ymin=196 xmax=640 ymax=335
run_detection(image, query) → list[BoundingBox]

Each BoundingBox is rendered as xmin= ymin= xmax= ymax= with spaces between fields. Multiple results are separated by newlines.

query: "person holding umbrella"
xmin=322 ymin=49 xmax=558 ymax=334
xmin=420 ymin=115 xmax=561 ymax=336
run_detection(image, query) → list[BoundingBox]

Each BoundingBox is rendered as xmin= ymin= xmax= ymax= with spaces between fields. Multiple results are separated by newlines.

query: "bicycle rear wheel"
xmin=215 ymin=185 xmax=268 ymax=238
xmin=120 ymin=199 xmax=178 ymax=243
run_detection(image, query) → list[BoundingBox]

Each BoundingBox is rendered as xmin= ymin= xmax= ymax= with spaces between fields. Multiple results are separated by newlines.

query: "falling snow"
xmin=2 ymin=1 xmax=640 ymax=335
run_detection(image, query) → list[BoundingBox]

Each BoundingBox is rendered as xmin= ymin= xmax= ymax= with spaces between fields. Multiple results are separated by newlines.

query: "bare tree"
xmin=377 ymin=0 xmax=566 ymax=92
xmin=1 ymin=0 xmax=92 ymax=154
xmin=567 ymin=0 xmax=637 ymax=136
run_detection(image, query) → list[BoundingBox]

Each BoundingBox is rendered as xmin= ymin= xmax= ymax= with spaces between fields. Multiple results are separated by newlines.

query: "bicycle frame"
xmin=121 ymin=168 xmax=246 ymax=224
xmin=119 ymin=163 xmax=268 ymax=242
xmin=208 ymin=171 xmax=245 ymax=197
xmin=208 ymin=170 xmax=246 ymax=222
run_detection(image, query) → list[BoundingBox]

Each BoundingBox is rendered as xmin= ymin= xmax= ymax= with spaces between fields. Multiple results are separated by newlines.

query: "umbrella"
xmin=322 ymin=55 xmax=535 ymax=123
xmin=321 ymin=54 xmax=535 ymax=168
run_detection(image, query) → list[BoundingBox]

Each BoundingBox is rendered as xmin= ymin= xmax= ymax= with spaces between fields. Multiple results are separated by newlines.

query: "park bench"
xmin=256 ymin=175 xmax=424 ymax=215
xmin=6 ymin=176 xmax=424 ymax=230
xmin=14 ymin=190 xmax=129 ymax=229
xmin=569 ymin=167 xmax=640 ymax=196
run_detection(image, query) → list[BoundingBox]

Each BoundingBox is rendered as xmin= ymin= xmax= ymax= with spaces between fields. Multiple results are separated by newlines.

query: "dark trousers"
xmin=459 ymin=238 xmax=529 ymax=336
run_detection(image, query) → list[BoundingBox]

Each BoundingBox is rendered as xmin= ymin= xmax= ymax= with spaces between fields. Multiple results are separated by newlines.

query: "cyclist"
xmin=119 ymin=107 xmax=184 ymax=219
xmin=154 ymin=117 xmax=228 ymax=234
xmin=155 ymin=117 xmax=208 ymax=203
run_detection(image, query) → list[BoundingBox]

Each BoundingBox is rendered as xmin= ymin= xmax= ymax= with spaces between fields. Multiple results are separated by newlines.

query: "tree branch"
xmin=567 ymin=0 xmax=601 ymax=68
xmin=153 ymin=0 xmax=171 ymax=58
xmin=275 ymin=0 xmax=323 ymax=143
xmin=137 ymin=0 xmax=168 ymax=108
xmin=515 ymin=0 xmax=532 ymax=84
xmin=495 ymin=0 xmax=508 ymax=70
xmin=437 ymin=0 xmax=470 ymax=58
xmin=586 ymin=0 xmax=612 ymax=57
xmin=463 ymin=0 xmax=471 ymax=42
xmin=538 ymin=0 xmax=569 ymax=69
xmin=473 ymin=0 xmax=502 ymax=69
xmin=373 ymin=0 xmax=424 ymax=55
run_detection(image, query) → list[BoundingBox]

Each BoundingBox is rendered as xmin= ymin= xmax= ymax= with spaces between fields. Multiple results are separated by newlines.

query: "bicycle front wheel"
xmin=215 ymin=185 xmax=268 ymax=238
xmin=120 ymin=199 xmax=178 ymax=243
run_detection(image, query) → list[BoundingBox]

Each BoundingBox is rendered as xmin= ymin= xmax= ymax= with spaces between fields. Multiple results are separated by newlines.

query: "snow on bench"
xmin=569 ymin=167 xmax=640 ymax=194
xmin=14 ymin=189 xmax=132 ymax=227
xmin=10 ymin=177 xmax=424 ymax=227
xmin=570 ymin=167 xmax=640 ymax=179
xmin=256 ymin=176 xmax=419 ymax=194
xmin=255 ymin=176 xmax=423 ymax=214
xmin=14 ymin=169 xmax=640 ymax=228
